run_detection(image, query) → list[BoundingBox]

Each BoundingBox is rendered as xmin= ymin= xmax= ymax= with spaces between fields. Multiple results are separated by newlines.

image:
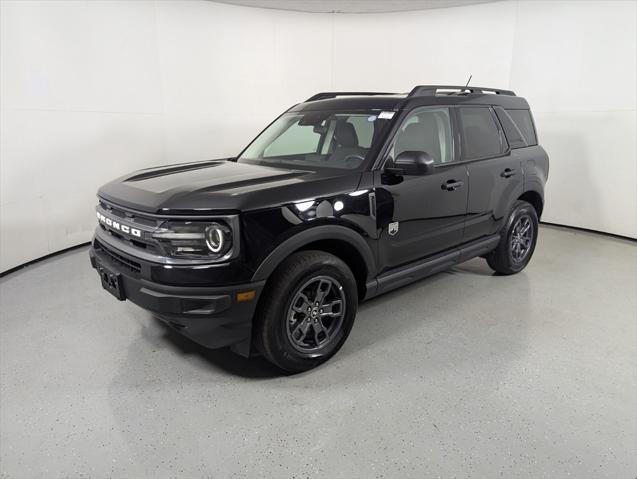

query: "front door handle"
xmin=500 ymin=168 xmax=516 ymax=178
xmin=441 ymin=179 xmax=464 ymax=191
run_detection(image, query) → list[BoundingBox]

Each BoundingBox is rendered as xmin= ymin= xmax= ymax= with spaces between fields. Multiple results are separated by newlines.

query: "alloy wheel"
xmin=510 ymin=215 xmax=534 ymax=263
xmin=286 ymin=275 xmax=346 ymax=353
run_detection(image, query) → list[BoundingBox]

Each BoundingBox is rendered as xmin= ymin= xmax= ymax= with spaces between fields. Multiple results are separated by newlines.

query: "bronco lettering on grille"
xmin=96 ymin=211 xmax=141 ymax=238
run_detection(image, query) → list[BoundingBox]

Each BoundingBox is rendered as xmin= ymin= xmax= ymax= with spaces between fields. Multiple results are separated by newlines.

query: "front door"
xmin=374 ymin=106 xmax=468 ymax=273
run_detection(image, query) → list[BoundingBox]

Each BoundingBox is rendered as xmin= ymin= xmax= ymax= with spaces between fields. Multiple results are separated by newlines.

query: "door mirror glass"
xmin=386 ymin=151 xmax=435 ymax=176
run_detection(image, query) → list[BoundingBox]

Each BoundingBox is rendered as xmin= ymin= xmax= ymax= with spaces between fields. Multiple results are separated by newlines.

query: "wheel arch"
xmin=251 ymin=225 xmax=376 ymax=300
xmin=518 ymin=189 xmax=544 ymax=219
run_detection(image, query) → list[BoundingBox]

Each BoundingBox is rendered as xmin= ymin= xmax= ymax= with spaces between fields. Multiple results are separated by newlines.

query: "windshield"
xmin=237 ymin=110 xmax=393 ymax=170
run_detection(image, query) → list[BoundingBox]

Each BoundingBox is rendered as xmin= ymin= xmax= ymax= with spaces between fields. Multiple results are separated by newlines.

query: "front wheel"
xmin=254 ymin=251 xmax=358 ymax=373
xmin=486 ymin=200 xmax=539 ymax=275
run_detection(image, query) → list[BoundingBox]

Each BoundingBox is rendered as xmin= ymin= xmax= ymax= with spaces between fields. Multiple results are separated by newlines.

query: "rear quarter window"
xmin=497 ymin=108 xmax=538 ymax=148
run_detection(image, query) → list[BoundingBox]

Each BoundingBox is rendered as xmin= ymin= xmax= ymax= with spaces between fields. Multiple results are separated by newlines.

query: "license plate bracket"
xmin=97 ymin=263 xmax=125 ymax=301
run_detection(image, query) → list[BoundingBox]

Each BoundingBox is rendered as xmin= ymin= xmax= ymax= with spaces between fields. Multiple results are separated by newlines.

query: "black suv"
xmin=90 ymin=85 xmax=548 ymax=372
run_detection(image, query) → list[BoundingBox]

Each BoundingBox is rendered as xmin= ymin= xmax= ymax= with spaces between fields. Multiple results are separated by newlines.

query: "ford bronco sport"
xmin=90 ymin=85 xmax=549 ymax=373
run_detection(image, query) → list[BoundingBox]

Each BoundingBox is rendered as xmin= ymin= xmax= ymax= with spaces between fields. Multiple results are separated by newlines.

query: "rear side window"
xmin=458 ymin=107 xmax=505 ymax=160
xmin=494 ymin=107 xmax=526 ymax=148
xmin=506 ymin=109 xmax=537 ymax=146
xmin=495 ymin=107 xmax=537 ymax=148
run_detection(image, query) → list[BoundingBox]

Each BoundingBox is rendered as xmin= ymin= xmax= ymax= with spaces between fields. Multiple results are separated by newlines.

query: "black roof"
xmin=291 ymin=85 xmax=529 ymax=112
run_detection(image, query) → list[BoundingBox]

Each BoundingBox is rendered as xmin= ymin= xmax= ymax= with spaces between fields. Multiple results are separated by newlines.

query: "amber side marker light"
xmin=237 ymin=290 xmax=256 ymax=302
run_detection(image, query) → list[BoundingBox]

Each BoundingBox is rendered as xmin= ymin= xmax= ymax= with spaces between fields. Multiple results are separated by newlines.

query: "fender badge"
xmin=388 ymin=222 xmax=399 ymax=236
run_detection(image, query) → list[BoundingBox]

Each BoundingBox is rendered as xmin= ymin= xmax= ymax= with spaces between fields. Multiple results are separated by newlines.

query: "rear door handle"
xmin=441 ymin=179 xmax=464 ymax=191
xmin=500 ymin=168 xmax=516 ymax=178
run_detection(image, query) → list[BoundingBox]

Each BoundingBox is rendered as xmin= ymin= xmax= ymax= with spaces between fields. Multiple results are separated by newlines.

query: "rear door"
xmin=458 ymin=106 xmax=524 ymax=242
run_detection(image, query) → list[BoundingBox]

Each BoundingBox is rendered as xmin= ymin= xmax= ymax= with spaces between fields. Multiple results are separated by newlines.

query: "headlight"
xmin=205 ymin=224 xmax=226 ymax=253
xmin=152 ymin=221 xmax=232 ymax=259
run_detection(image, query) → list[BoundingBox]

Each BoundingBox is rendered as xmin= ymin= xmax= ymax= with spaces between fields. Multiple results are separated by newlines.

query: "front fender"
xmin=251 ymin=224 xmax=376 ymax=283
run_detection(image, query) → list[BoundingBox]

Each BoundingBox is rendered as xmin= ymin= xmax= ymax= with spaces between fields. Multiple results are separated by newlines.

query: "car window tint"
xmin=393 ymin=108 xmax=453 ymax=164
xmin=506 ymin=109 xmax=538 ymax=146
xmin=459 ymin=107 xmax=504 ymax=159
xmin=494 ymin=107 xmax=527 ymax=149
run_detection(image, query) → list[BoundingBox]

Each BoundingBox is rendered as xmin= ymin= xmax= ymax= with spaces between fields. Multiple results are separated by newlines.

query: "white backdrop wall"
xmin=1 ymin=0 xmax=635 ymax=272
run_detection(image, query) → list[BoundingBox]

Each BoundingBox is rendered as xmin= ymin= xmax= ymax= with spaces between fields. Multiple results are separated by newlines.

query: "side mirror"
xmin=385 ymin=151 xmax=435 ymax=176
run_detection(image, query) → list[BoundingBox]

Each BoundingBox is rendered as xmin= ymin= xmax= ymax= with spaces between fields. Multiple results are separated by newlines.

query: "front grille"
xmin=97 ymin=199 xmax=161 ymax=254
xmin=99 ymin=200 xmax=158 ymax=227
xmin=95 ymin=239 xmax=142 ymax=274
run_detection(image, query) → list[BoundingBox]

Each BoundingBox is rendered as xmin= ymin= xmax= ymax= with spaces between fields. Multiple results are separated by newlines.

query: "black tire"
xmin=254 ymin=250 xmax=358 ymax=373
xmin=486 ymin=200 xmax=539 ymax=275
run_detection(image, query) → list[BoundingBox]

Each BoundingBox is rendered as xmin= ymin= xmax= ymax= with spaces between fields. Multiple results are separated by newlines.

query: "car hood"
xmin=97 ymin=159 xmax=362 ymax=214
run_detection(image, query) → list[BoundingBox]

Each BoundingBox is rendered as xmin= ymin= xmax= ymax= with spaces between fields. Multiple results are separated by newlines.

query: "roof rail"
xmin=306 ymin=91 xmax=396 ymax=102
xmin=408 ymin=85 xmax=516 ymax=97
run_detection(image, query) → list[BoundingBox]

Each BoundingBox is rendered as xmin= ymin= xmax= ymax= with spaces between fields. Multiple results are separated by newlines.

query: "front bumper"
xmin=89 ymin=242 xmax=264 ymax=356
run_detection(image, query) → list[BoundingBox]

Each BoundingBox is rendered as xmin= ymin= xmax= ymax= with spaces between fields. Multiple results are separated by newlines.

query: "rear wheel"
xmin=486 ymin=200 xmax=538 ymax=275
xmin=254 ymin=251 xmax=358 ymax=373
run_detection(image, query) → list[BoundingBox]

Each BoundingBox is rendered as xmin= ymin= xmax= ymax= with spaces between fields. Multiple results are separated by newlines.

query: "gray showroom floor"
xmin=0 ymin=225 xmax=635 ymax=478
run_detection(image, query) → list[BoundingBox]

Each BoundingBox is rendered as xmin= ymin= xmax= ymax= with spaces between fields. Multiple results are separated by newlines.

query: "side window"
xmin=494 ymin=106 xmax=527 ymax=149
xmin=506 ymin=109 xmax=538 ymax=146
xmin=458 ymin=107 xmax=505 ymax=160
xmin=264 ymin=121 xmax=320 ymax=157
xmin=392 ymin=108 xmax=453 ymax=164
